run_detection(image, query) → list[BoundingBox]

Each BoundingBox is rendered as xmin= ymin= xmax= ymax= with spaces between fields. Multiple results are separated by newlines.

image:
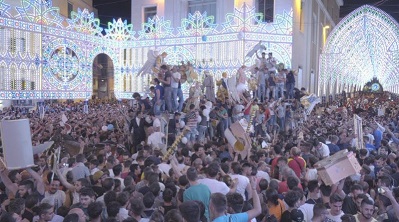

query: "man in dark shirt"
xmin=342 ymin=184 xmax=363 ymax=215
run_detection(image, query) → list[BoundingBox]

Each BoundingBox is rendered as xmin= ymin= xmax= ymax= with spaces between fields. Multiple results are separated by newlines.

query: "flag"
xmin=300 ymin=94 xmax=321 ymax=115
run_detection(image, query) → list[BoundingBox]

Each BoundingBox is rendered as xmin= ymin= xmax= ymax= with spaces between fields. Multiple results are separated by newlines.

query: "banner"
xmin=300 ymin=94 xmax=321 ymax=115
xmin=353 ymin=114 xmax=364 ymax=150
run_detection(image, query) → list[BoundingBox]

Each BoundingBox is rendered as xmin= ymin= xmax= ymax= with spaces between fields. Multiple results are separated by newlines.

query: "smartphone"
xmin=378 ymin=188 xmax=386 ymax=194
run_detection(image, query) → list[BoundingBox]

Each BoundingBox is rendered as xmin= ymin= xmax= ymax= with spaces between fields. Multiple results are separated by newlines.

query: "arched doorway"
xmin=92 ymin=54 xmax=114 ymax=99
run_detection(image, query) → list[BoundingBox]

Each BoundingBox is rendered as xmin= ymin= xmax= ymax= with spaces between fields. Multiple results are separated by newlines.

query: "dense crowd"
xmin=0 ymin=53 xmax=398 ymax=222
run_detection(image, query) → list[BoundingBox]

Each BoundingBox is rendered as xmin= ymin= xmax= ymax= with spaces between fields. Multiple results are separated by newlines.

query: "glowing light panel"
xmin=319 ymin=5 xmax=399 ymax=94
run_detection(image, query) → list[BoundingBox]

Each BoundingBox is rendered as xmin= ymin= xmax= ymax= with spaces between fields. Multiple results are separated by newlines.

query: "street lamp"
xmin=323 ymin=25 xmax=330 ymax=47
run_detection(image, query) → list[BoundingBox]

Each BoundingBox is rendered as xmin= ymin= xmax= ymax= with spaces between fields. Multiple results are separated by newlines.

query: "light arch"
xmin=319 ymin=5 xmax=399 ymax=95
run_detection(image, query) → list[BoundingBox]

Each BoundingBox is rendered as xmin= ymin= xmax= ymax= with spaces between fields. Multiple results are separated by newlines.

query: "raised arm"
xmin=0 ymin=169 xmax=18 ymax=195
xmin=26 ymin=168 xmax=45 ymax=195
xmin=55 ymin=168 xmax=75 ymax=191
xmin=246 ymin=176 xmax=261 ymax=220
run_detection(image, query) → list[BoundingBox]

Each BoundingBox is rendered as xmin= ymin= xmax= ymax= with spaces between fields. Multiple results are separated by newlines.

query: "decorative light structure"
xmin=0 ymin=0 xmax=293 ymax=100
xmin=319 ymin=5 xmax=399 ymax=95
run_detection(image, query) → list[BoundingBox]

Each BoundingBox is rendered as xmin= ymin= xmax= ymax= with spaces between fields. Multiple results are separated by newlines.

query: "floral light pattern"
xmin=221 ymin=3 xmax=265 ymax=33
xmin=105 ymin=18 xmax=135 ymax=41
xmin=67 ymin=8 xmax=103 ymax=36
xmin=15 ymin=0 xmax=63 ymax=27
xmin=178 ymin=11 xmax=217 ymax=36
xmin=138 ymin=16 xmax=174 ymax=40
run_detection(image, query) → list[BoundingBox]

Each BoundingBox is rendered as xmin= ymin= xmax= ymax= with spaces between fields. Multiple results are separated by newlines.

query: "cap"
xmin=93 ymin=171 xmax=104 ymax=182
xmin=290 ymin=209 xmax=304 ymax=222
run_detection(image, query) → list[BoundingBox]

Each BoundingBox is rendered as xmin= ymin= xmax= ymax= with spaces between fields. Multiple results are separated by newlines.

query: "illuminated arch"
xmin=319 ymin=5 xmax=399 ymax=95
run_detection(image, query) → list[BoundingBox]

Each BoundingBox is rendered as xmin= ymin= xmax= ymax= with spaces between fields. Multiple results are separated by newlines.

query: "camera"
xmin=378 ymin=187 xmax=386 ymax=194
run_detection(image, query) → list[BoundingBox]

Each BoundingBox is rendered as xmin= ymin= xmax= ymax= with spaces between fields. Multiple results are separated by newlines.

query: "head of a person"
xmin=79 ymin=187 xmax=95 ymax=209
xmin=277 ymin=157 xmax=288 ymax=168
xmin=355 ymin=193 xmax=368 ymax=211
xmin=313 ymin=203 xmax=328 ymax=220
xmin=8 ymin=198 xmax=25 ymax=217
xmin=76 ymin=154 xmax=85 ymax=163
xmin=377 ymin=175 xmax=392 ymax=188
xmin=37 ymin=203 xmax=54 ymax=221
xmin=129 ymin=198 xmax=145 ymax=217
xmin=68 ymin=208 xmax=86 ymax=222
xmin=62 ymin=213 xmax=79 ymax=222
xmin=359 ymin=198 xmax=374 ymax=220
xmin=226 ymin=192 xmax=244 ymax=214
xmin=87 ymin=202 xmax=103 ymax=220
xmin=164 ymin=209 xmax=183 ymax=222
xmin=0 ymin=212 xmax=22 ymax=222
xmin=329 ymin=193 xmax=343 ymax=216
xmin=340 ymin=214 xmax=356 ymax=222
xmin=18 ymin=180 xmax=34 ymax=198
xmin=186 ymin=167 xmax=198 ymax=182
xmin=290 ymin=147 xmax=301 ymax=157
xmin=106 ymin=201 xmax=121 ymax=218
xmin=266 ymin=188 xmax=279 ymax=206
xmin=308 ymin=180 xmax=320 ymax=197
xmin=209 ymin=193 xmax=227 ymax=219
xmin=350 ymin=184 xmax=364 ymax=198
xmin=284 ymin=191 xmax=301 ymax=208
xmin=287 ymin=176 xmax=299 ymax=190
xmin=375 ymin=154 xmax=387 ymax=167
xmin=179 ymin=200 xmax=200 ymax=222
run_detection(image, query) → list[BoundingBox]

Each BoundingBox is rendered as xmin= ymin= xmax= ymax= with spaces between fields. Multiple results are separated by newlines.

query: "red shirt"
xmin=270 ymin=155 xmax=281 ymax=178
xmin=278 ymin=181 xmax=303 ymax=194
xmin=288 ymin=156 xmax=306 ymax=179
xmin=244 ymin=104 xmax=252 ymax=115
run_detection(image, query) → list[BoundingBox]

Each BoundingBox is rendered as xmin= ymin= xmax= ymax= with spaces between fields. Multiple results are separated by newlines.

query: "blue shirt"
xmin=213 ymin=213 xmax=248 ymax=222
xmin=327 ymin=143 xmax=340 ymax=155
xmin=155 ymin=85 xmax=164 ymax=101
xmin=374 ymin=129 xmax=382 ymax=149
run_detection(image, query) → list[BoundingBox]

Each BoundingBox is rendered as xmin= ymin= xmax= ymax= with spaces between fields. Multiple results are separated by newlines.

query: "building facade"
xmin=0 ymin=0 xmax=341 ymax=108
xmin=133 ymin=0 xmax=343 ymax=94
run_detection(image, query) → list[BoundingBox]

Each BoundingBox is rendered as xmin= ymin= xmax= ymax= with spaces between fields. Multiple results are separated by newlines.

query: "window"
xmin=257 ymin=0 xmax=274 ymax=22
xmin=67 ymin=2 xmax=73 ymax=19
xmin=144 ymin=6 xmax=157 ymax=23
xmin=188 ymin=0 xmax=217 ymax=21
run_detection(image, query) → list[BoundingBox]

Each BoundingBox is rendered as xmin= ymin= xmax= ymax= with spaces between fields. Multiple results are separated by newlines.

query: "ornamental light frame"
xmin=0 ymin=0 xmax=293 ymax=100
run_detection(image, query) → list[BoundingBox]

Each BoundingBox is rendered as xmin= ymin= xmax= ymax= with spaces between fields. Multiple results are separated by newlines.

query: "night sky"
xmin=92 ymin=0 xmax=399 ymax=28
xmin=93 ymin=0 xmax=131 ymax=28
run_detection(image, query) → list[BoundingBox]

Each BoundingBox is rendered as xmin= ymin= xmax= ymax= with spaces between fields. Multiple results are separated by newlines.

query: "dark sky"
xmin=340 ymin=0 xmax=399 ymax=22
xmin=92 ymin=0 xmax=399 ymax=29
xmin=93 ymin=0 xmax=131 ymax=28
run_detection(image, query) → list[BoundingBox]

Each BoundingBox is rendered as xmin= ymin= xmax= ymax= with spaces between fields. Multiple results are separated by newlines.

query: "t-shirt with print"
xmin=324 ymin=210 xmax=344 ymax=222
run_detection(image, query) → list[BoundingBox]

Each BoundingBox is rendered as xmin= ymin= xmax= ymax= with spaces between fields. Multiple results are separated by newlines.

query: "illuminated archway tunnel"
xmin=319 ymin=5 xmax=399 ymax=95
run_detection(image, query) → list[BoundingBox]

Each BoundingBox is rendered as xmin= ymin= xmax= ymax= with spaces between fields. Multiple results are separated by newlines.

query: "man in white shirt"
xmin=325 ymin=194 xmax=344 ymax=222
xmin=256 ymin=161 xmax=271 ymax=183
xmin=312 ymin=139 xmax=330 ymax=159
xmin=230 ymin=162 xmax=252 ymax=201
xmin=199 ymin=162 xmax=237 ymax=195
xmin=41 ymin=179 xmax=66 ymax=211
xmin=147 ymin=126 xmax=165 ymax=150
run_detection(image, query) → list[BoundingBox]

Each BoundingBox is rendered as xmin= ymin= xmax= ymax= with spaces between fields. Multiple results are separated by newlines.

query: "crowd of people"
xmin=0 ymin=53 xmax=398 ymax=222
